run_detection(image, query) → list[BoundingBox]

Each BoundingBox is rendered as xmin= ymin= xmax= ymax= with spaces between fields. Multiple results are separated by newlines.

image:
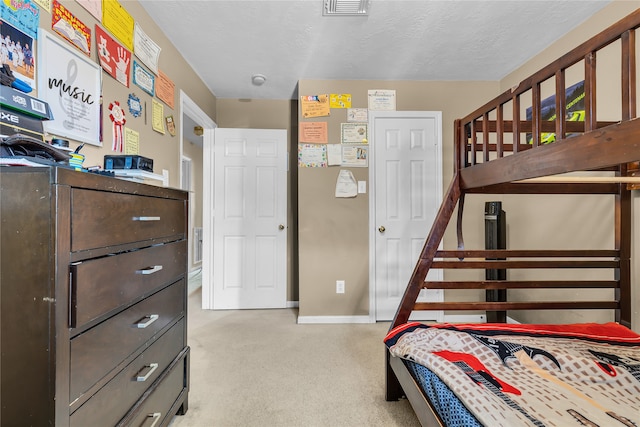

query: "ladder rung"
xmin=435 ymin=249 xmax=619 ymax=258
xmin=414 ymin=301 xmax=618 ymax=311
xmin=423 ymin=280 xmax=618 ymax=290
xmin=430 ymin=260 xmax=618 ymax=269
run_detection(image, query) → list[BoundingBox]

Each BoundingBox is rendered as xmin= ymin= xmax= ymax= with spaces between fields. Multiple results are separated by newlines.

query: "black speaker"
xmin=485 ymin=201 xmax=506 ymax=322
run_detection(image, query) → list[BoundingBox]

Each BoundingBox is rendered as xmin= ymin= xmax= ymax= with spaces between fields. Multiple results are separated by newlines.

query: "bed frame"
xmin=386 ymin=9 xmax=640 ymax=426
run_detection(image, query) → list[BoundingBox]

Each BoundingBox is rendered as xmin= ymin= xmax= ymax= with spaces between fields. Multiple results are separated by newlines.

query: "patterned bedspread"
xmin=385 ymin=322 xmax=640 ymax=427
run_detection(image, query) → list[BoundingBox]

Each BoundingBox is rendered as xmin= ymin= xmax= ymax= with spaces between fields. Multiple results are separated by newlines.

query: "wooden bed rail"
xmin=390 ymin=9 xmax=639 ymax=330
xmin=419 ymin=248 xmax=622 ymax=312
xmin=455 ymin=9 xmax=640 ymax=190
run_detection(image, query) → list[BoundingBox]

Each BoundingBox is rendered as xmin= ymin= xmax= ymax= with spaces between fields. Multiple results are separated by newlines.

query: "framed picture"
xmin=37 ymin=30 xmax=101 ymax=145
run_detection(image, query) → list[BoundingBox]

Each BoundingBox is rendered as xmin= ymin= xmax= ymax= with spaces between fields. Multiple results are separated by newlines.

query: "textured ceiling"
xmin=139 ymin=0 xmax=611 ymax=100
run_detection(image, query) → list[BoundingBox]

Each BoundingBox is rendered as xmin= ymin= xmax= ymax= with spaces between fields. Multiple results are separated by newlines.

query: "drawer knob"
xmin=135 ymin=314 xmax=159 ymax=328
xmin=135 ymin=363 xmax=159 ymax=382
xmin=132 ymin=216 xmax=161 ymax=221
xmin=136 ymin=265 xmax=163 ymax=275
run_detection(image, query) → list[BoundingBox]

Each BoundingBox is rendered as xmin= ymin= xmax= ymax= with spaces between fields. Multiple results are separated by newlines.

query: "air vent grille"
xmin=323 ymin=0 xmax=370 ymax=16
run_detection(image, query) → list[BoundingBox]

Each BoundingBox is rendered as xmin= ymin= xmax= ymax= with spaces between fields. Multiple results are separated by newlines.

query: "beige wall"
xmin=297 ymin=3 xmax=639 ymax=329
xmin=297 ymin=80 xmax=498 ymax=317
xmin=35 ymin=1 xmax=217 ymax=189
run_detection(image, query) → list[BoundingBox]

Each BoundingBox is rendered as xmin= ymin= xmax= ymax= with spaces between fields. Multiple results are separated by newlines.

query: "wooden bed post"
xmin=617 ymin=165 xmax=632 ymax=328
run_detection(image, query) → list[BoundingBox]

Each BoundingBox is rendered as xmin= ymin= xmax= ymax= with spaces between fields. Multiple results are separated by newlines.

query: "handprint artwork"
xmin=95 ymin=25 xmax=131 ymax=87
xmin=115 ymin=46 xmax=130 ymax=86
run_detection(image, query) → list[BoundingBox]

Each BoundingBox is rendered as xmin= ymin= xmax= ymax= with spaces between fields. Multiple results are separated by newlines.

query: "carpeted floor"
xmin=169 ymin=283 xmax=420 ymax=427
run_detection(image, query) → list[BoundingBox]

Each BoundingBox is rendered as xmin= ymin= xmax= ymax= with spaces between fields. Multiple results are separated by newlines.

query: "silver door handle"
xmin=378 ymin=226 xmax=386 ymax=233
xmin=279 ymin=224 xmax=285 ymax=230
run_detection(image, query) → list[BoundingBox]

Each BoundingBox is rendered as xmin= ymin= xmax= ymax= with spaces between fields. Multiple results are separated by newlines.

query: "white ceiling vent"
xmin=323 ymin=0 xmax=370 ymax=16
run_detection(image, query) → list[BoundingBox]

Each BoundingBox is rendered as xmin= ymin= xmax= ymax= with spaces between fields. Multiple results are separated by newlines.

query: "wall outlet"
xmin=336 ymin=280 xmax=345 ymax=294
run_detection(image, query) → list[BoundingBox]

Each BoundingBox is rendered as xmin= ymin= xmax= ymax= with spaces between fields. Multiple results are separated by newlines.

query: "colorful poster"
xmin=1 ymin=19 xmax=36 ymax=90
xmin=76 ymin=0 xmax=101 ymax=21
xmin=52 ymin=0 xmax=90 ymax=55
xmin=300 ymin=94 xmax=330 ymax=118
xmin=124 ymin=127 xmax=139 ymax=155
xmin=134 ymin=22 xmax=160 ymax=74
xmin=347 ymin=108 xmax=367 ymax=122
xmin=95 ymin=25 xmax=130 ymax=87
xmin=299 ymin=121 xmax=328 ymax=144
xmin=165 ymin=115 xmax=175 ymax=136
xmin=341 ymin=123 xmax=368 ymax=144
xmin=298 ymin=143 xmax=327 ymax=168
xmin=31 ymin=0 xmax=50 ymax=12
xmin=0 ymin=0 xmax=39 ymax=39
xmin=156 ymin=70 xmax=174 ymax=109
xmin=342 ymin=145 xmax=368 ymax=167
xmin=102 ymin=0 xmax=133 ymax=50
xmin=151 ymin=98 xmax=164 ymax=134
xmin=330 ymin=93 xmax=351 ymax=109
xmin=38 ymin=30 xmax=101 ymax=145
xmin=132 ymin=60 xmax=154 ymax=96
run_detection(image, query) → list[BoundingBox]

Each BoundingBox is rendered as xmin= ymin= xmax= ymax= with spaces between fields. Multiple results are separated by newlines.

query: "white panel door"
xmin=212 ymin=128 xmax=287 ymax=309
xmin=370 ymin=112 xmax=443 ymax=321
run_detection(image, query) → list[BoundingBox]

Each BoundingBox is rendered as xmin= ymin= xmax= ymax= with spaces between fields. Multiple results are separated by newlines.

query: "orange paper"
xmin=299 ymin=122 xmax=328 ymax=144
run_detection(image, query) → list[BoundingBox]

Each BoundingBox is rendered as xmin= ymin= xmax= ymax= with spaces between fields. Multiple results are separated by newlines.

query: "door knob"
xmin=279 ymin=224 xmax=285 ymax=230
xmin=378 ymin=226 xmax=386 ymax=233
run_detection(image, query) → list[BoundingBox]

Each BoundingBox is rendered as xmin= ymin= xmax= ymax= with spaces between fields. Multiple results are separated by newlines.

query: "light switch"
xmin=358 ymin=181 xmax=367 ymax=194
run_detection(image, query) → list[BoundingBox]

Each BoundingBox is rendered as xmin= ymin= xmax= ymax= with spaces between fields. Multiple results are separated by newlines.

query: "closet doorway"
xmin=369 ymin=111 xmax=444 ymax=322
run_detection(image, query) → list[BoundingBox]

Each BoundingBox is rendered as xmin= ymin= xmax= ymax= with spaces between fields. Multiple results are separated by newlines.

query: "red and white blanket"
xmin=385 ymin=322 xmax=640 ymax=427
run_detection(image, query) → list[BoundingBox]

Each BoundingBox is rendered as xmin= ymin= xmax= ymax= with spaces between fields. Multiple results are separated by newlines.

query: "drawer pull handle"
xmin=143 ymin=412 xmax=162 ymax=427
xmin=133 ymin=216 xmax=161 ymax=221
xmin=136 ymin=265 xmax=163 ymax=275
xmin=136 ymin=363 xmax=159 ymax=382
xmin=135 ymin=314 xmax=159 ymax=328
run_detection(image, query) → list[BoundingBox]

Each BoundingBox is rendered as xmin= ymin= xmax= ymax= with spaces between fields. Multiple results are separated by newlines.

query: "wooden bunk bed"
xmin=385 ymin=9 xmax=640 ymax=427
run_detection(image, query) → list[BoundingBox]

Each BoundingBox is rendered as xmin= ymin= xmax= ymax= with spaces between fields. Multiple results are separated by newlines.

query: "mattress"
xmin=404 ymin=358 xmax=482 ymax=427
xmin=385 ymin=322 xmax=640 ymax=427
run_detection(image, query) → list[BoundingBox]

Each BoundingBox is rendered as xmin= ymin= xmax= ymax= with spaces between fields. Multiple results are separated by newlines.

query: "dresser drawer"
xmin=120 ymin=349 xmax=189 ymax=427
xmin=71 ymin=240 xmax=187 ymax=330
xmin=70 ymin=280 xmax=185 ymax=402
xmin=70 ymin=319 xmax=185 ymax=427
xmin=71 ymin=189 xmax=185 ymax=252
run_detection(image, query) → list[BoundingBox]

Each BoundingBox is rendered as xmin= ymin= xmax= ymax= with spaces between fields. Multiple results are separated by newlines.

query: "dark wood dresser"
xmin=0 ymin=166 xmax=189 ymax=426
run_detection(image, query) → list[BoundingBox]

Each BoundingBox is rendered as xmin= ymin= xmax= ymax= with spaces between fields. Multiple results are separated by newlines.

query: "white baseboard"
xmin=297 ymin=315 xmax=372 ymax=324
xmin=287 ymin=301 xmax=299 ymax=308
